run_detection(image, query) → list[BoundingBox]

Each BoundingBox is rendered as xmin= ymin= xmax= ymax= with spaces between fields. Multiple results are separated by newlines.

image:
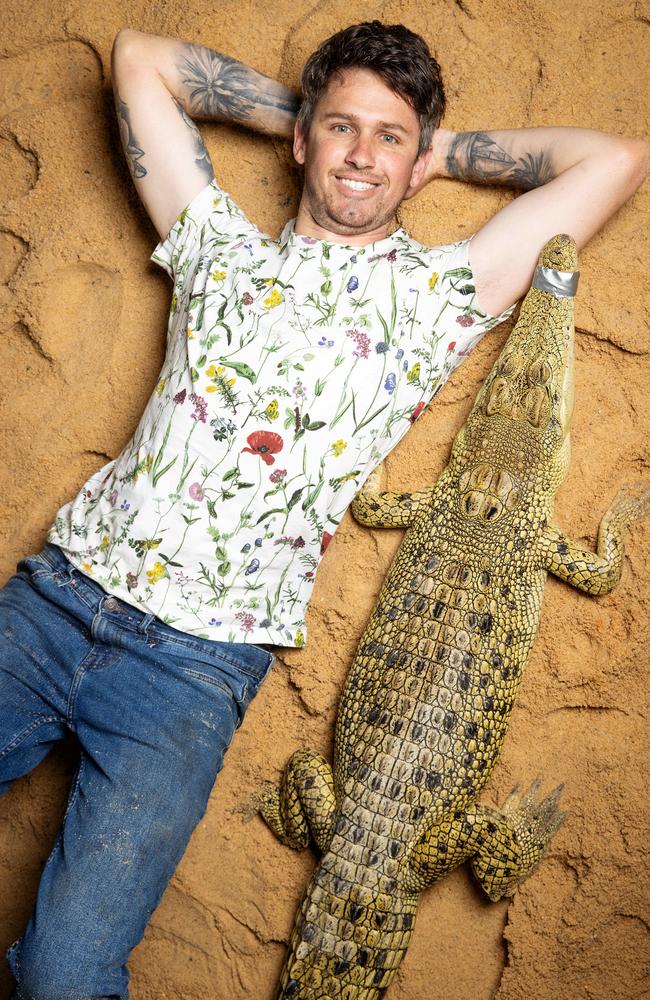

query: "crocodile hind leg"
xmin=543 ymin=482 xmax=650 ymax=595
xmin=256 ymin=749 xmax=337 ymax=852
xmin=405 ymin=780 xmax=565 ymax=901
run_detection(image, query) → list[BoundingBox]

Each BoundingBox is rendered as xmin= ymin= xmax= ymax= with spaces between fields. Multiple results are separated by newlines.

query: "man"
xmin=0 ymin=19 xmax=646 ymax=999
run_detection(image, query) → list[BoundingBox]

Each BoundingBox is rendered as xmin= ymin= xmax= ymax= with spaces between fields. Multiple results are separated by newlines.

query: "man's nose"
xmin=345 ymin=133 xmax=375 ymax=169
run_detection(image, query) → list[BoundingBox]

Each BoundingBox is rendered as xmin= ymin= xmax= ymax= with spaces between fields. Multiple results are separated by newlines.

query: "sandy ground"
xmin=1 ymin=1 xmax=649 ymax=997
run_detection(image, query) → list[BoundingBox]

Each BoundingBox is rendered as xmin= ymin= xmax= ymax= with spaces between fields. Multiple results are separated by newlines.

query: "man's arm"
xmin=111 ymin=29 xmax=299 ymax=239
xmin=424 ymin=127 xmax=648 ymax=316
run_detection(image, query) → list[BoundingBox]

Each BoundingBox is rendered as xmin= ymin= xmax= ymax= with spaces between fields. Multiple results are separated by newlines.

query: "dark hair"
xmin=298 ymin=21 xmax=446 ymax=156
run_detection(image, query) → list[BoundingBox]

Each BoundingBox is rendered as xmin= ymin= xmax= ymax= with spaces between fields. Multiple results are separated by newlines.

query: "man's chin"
xmin=323 ymin=202 xmax=396 ymax=238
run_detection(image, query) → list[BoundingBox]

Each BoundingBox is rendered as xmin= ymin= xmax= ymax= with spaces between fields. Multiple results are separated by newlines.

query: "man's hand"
xmin=417 ymin=126 xmax=648 ymax=316
xmin=111 ymin=29 xmax=300 ymax=239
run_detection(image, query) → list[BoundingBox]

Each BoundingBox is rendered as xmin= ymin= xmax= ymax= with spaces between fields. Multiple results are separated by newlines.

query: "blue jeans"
xmin=0 ymin=545 xmax=275 ymax=999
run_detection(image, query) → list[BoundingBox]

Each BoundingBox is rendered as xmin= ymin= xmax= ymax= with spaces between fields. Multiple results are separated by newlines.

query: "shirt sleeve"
xmin=421 ymin=236 xmax=517 ymax=400
xmin=150 ymin=178 xmax=254 ymax=282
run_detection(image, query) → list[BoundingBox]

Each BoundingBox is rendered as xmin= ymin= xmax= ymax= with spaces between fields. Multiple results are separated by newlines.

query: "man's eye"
xmin=381 ymin=134 xmax=398 ymax=144
xmin=333 ymin=124 xmax=351 ymax=133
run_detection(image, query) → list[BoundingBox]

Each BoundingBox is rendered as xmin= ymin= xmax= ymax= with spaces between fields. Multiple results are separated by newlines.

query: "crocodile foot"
xmin=605 ymin=480 xmax=650 ymax=531
xmin=256 ymin=749 xmax=338 ymax=852
xmin=471 ymin=777 xmax=567 ymax=901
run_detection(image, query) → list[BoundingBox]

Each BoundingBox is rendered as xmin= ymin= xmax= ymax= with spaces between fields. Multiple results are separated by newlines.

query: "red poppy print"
xmin=241 ymin=430 xmax=284 ymax=465
xmin=320 ymin=531 xmax=333 ymax=555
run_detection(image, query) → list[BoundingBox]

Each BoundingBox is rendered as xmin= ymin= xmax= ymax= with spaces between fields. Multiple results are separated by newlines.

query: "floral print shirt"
xmin=50 ymin=179 xmax=514 ymax=646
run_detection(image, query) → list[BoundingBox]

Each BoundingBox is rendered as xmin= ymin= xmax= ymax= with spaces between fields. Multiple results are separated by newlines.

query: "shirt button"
xmin=104 ymin=597 xmax=119 ymax=611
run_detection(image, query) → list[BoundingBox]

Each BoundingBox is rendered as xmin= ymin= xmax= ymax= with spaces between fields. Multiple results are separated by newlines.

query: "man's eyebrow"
xmin=321 ymin=111 xmax=411 ymax=134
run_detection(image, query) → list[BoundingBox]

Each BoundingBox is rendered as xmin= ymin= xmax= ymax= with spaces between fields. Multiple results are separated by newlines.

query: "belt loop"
xmin=138 ymin=613 xmax=155 ymax=635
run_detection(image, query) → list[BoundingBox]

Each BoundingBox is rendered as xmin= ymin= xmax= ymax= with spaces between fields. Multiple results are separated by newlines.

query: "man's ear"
xmin=404 ymin=145 xmax=434 ymax=200
xmin=293 ymin=120 xmax=307 ymax=166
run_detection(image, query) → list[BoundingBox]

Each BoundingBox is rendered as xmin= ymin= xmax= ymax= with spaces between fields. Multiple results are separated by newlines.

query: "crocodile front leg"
xmin=351 ymin=487 xmax=434 ymax=528
xmin=257 ymin=749 xmax=337 ymax=852
xmin=542 ymin=483 xmax=650 ymax=595
xmin=405 ymin=780 xmax=565 ymax=901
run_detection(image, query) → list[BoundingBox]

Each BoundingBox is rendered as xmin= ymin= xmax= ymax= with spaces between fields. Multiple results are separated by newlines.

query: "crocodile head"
xmin=451 ymin=234 xmax=578 ymax=520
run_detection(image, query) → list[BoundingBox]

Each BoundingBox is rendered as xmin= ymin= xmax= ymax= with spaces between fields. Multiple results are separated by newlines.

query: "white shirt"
xmin=50 ymin=179 xmax=514 ymax=646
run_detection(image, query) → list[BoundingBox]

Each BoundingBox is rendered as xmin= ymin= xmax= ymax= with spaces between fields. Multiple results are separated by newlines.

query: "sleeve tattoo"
xmin=172 ymin=97 xmax=215 ymax=181
xmin=116 ymin=97 xmax=147 ymax=179
xmin=445 ymin=131 xmax=555 ymax=189
xmin=177 ymin=44 xmax=300 ymax=121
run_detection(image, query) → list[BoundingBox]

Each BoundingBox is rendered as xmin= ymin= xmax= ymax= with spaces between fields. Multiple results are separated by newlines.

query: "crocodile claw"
xmin=503 ymin=776 xmax=567 ymax=839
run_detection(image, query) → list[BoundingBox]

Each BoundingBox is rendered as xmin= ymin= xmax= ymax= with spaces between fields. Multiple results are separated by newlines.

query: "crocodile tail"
xmin=276 ymin=857 xmax=418 ymax=999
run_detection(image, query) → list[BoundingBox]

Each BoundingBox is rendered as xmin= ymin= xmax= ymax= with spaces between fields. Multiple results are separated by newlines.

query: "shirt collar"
xmin=279 ymin=219 xmax=407 ymax=259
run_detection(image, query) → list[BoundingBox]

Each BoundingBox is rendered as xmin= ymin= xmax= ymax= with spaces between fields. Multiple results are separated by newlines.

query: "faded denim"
xmin=0 ymin=544 xmax=274 ymax=1000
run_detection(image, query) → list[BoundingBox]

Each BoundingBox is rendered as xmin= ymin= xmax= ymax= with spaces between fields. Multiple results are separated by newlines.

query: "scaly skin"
xmin=258 ymin=235 xmax=650 ymax=999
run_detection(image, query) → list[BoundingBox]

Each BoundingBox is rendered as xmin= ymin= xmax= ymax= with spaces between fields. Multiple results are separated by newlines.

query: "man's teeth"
xmin=339 ymin=178 xmax=376 ymax=191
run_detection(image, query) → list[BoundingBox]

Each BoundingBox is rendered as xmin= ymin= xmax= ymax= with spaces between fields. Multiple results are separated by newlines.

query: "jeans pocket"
xmin=16 ymin=553 xmax=54 ymax=581
xmin=175 ymin=648 xmax=274 ymax=731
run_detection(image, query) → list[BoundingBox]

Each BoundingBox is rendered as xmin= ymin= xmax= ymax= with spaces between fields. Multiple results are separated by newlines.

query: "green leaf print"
xmin=219 ymin=360 xmax=257 ymax=383
xmin=444 ymin=267 xmax=473 ymax=279
xmin=256 ymin=507 xmax=284 ymax=524
xmin=287 ymin=487 xmax=305 ymax=510
xmin=152 ymin=458 xmax=177 ymax=487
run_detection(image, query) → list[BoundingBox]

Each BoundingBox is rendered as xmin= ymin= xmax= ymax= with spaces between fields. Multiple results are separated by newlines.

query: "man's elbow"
xmin=111 ymin=28 xmax=151 ymax=74
xmin=612 ymin=136 xmax=649 ymax=197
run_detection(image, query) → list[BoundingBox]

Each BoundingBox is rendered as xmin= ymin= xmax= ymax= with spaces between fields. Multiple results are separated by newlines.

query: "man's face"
xmin=293 ymin=68 xmax=429 ymax=244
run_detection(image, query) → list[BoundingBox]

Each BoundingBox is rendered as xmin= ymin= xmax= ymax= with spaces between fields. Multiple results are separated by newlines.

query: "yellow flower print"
xmin=99 ymin=535 xmax=110 ymax=553
xmin=295 ymin=630 xmax=305 ymax=648
xmin=205 ymin=364 xmax=236 ymax=393
xmin=133 ymin=453 xmax=153 ymax=483
xmin=82 ymin=562 xmax=93 ymax=573
xmin=331 ymin=439 xmax=347 ymax=457
xmin=407 ymin=363 xmax=421 ymax=384
xmin=212 ymin=269 xmax=227 ymax=282
xmin=263 ymin=288 xmax=284 ymax=309
xmin=186 ymin=325 xmax=195 ymax=340
xmin=265 ymin=399 xmax=279 ymax=421
xmin=428 ymin=271 xmax=439 ymax=291
xmin=156 ymin=378 xmax=167 ymax=397
xmin=146 ymin=561 xmax=167 ymax=584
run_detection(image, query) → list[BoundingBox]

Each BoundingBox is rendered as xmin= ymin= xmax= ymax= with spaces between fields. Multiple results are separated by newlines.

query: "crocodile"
xmin=257 ymin=234 xmax=649 ymax=999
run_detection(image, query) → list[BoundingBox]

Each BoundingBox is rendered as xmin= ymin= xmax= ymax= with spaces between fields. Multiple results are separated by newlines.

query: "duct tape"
xmin=532 ymin=266 xmax=580 ymax=297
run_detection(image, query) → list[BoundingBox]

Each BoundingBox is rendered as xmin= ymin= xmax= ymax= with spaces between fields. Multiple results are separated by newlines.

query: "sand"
xmin=1 ymin=0 xmax=648 ymax=997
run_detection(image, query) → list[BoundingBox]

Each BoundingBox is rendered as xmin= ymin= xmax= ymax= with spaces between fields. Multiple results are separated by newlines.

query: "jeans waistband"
xmin=33 ymin=544 xmax=274 ymax=675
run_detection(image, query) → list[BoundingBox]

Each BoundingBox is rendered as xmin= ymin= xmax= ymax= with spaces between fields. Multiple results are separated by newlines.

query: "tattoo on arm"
xmin=172 ymin=97 xmax=215 ymax=182
xmin=177 ymin=44 xmax=300 ymax=123
xmin=508 ymin=150 xmax=555 ymax=188
xmin=445 ymin=131 xmax=555 ymax=189
xmin=116 ymin=96 xmax=147 ymax=179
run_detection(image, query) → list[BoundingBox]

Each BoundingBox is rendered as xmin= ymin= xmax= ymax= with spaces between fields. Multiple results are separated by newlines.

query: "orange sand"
xmin=1 ymin=1 xmax=648 ymax=996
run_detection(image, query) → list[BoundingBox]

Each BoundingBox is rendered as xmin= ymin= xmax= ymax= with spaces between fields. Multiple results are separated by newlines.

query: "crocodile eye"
xmin=525 ymin=386 xmax=547 ymax=427
xmin=528 ymin=357 xmax=553 ymax=385
xmin=486 ymin=377 xmax=511 ymax=416
xmin=500 ymin=352 xmax=518 ymax=376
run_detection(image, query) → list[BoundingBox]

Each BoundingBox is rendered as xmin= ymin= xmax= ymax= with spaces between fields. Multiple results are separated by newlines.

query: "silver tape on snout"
xmin=532 ymin=266 xmax=580 ymax=297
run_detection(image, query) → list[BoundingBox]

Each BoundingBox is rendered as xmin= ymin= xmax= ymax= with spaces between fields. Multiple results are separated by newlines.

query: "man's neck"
xmin=293 ymin=203 xmax=400 ymax=246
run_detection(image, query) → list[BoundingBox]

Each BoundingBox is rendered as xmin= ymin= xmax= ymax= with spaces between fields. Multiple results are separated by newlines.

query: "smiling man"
xmin=0 ymin=19 xmax=647 ymax=1000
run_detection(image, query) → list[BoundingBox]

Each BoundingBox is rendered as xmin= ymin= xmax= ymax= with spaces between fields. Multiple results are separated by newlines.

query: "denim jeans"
xmin=0 ymin=544 xmax=275 ymax=999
